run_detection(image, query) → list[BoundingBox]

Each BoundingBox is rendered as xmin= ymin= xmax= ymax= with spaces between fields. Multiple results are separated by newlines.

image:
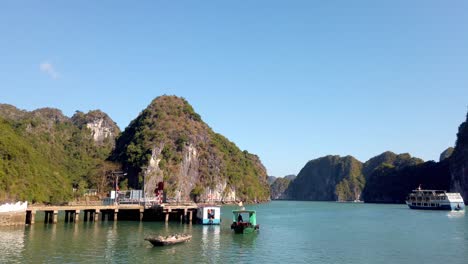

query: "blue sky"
xmin=1 ymin=1 xmax=467 ymax=176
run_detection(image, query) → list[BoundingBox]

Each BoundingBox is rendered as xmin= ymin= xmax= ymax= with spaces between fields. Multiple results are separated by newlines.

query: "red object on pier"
xmin=157 ymin=182 xmax=164 ymax=191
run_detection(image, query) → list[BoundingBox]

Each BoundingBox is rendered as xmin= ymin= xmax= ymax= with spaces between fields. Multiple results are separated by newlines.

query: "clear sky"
xmin=1 ymin=1 xmax=467 ymax=177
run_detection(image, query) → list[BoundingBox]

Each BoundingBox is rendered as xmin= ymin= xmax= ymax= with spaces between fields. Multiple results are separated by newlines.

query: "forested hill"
xmin=0 ymin=104 xmax=119 ymax=203
xmin=0 ymin=97 xmax=270 ymax=204
xmin=112 ymin=95 xmax=270 ymax=203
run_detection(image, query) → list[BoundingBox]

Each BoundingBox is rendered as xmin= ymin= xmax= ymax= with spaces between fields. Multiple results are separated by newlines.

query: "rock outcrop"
xmin=267 ymin=176 xmax=277 ymax=185
xmin=440 ymin=147 xmax=454 ymax=162
xmin=72 ymin=110 xmax=120 ymax=146
xmin=285 ymin=155 xmax=363 ymax=201
xmin=450 ymin=113 xmax=468 ymax=202
xmin=362 ymin=151 xmax=423 ymax=178
xmin=270 ymin=176 xmax=294 ymax=200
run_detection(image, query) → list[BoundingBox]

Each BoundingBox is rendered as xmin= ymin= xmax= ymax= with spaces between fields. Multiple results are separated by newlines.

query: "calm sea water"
xmin=1 ymin=201 xmax=468 ymax=264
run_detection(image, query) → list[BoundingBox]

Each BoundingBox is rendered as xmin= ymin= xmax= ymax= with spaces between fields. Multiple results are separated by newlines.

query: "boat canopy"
xmin=232 ymin=210 xmax=256 ymax=225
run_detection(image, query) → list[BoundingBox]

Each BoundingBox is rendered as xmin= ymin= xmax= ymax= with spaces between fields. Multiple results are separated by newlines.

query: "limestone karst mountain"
xmin=112 ymin=96 xmax=270 ymax=203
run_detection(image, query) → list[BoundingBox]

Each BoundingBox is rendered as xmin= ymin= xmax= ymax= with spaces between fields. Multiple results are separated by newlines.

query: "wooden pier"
xmin=25 ymin=203 xmax=198 ymax=225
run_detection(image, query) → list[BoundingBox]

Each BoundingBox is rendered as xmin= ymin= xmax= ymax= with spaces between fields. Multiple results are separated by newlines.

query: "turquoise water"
xmin=1 ymin=201 xmax=468 ymax=264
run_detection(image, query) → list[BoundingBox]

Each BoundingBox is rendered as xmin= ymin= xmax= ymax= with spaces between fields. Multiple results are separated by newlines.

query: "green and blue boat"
xmin=230 ymin=210 xmax=259 ymax=234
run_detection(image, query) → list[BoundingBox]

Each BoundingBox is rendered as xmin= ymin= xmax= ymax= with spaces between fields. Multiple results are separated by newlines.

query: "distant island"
xmin=269 ymin=112 xmax=468 ymax=204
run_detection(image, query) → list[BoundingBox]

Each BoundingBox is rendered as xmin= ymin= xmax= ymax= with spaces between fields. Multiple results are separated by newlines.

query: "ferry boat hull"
xmin=407 ymin=202 xmax=465 ymax=211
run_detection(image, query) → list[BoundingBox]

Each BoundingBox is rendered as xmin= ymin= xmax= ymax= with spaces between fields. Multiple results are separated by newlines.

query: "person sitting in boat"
xmin=237 ymin=213 xmax=243 ymax=223
xmin=208 ymin=209 xmax=214 ymax=222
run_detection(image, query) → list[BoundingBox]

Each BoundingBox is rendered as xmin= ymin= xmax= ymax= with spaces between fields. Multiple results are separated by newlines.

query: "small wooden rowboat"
xmin=145 ymin=234 xmax=192 ymax=246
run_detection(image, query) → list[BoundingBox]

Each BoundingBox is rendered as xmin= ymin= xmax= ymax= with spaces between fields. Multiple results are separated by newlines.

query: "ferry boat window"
xmin=423 ymin=203 xmax=428 ymax=206
xmin=430 ymin=203 xmax=435 ymax=207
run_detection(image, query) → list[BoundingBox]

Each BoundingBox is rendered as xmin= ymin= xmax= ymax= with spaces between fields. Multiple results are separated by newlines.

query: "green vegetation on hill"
xmin=0 ymin=106 xmax=118 ymax=203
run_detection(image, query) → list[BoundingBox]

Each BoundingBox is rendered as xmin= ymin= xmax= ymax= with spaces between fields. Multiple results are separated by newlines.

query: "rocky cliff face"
xmin=270 ymin=177 xmax=293 ymax=200
xmin=0 ymin=104 xmax=28 ymax=120
xmin=112 ymin=96 xmax=269 ymax=203
xmin=71 ymin=110 xmax=120 ymax=146
xmin=440 ymin=147 xmax=454 ymax=162
xmin=450 ymin=113 xmax=468 ymax=202
xmin=267 ymin=176 xmax=277 ymax=185
xmin=285 ymin=155 xmax=363 ymax=201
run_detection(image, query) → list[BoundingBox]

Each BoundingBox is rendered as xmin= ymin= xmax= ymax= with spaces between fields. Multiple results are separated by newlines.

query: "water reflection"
xmin=104 ymin=222 xmax=118 ymax=261
xmin=231 ymin=232 xmax=258 ymax=259
xmin=447 ymin=210 xmax=465 ymax=219
xmin=201 ymin=225 xmax=221 ymax=262
xmin=0 ymin=227 xmax=25 ymax=263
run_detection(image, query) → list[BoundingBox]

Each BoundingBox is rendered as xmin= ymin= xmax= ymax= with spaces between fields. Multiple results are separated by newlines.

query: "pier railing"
xmin=102 ymin=197 xmax=161 ymax=208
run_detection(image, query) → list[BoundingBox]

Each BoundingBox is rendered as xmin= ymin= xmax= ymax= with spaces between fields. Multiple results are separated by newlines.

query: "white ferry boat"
xmin=405 ymin=188 xmax=465 ymax=211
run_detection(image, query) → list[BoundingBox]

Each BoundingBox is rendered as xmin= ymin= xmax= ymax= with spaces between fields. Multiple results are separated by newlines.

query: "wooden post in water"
xmin=183 ymin=209 xmax=188 ymax=223
xmin=31 ymin=211 xmax=36 ymax=224
xmin=189 ymin=210 xmax=193 ymax=224
xmin=44 ymin=211 xmax=53 ymax=224
xmin=113 ymin=209 xmax=118 ymax=222
xmin=26 ymin=210 xmax=36 ymax=225
xmin=74 ymin=210 xmax=80 ymax=223
xmin=139 ymin=209 xmax=144 ymax=221
xmin=94 ymin=210 xmax=100 ymax=222
xmin=52 ymin=210 xmax=58 ymax=224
